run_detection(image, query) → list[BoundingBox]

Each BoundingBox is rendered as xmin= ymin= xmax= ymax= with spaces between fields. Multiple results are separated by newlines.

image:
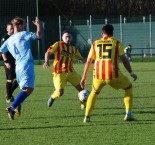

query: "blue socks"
xmin=11 ymin=91 xmax=28 ymax=110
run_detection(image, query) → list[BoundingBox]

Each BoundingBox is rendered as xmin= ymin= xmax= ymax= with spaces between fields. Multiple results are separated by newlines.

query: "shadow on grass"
xmin=135 ymin=110 xmax=155 ymax=114
xmin=0 ymin=124 xmax=87 ymax=131
xmin=1 ymin=121 xmax=153 ymax=131
xmin=134 ymin=95 xmax=155 ymax=99
xmin=0 ymin=120 xmax=99 ymax=131
xmin=1 ymin=117 xmax=154 ymax=131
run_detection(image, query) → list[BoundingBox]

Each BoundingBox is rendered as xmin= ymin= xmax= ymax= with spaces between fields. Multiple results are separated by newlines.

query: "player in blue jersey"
xmin=0 ymin=16 xmax=42 ymax=120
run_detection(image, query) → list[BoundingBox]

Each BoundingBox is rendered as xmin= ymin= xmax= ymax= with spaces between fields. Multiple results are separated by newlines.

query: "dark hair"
xmin=7 ymin=22 xmax=13 ymax=26
xmin=102 ymin=24 xmax=114 ymax=35
xmin=61 ymin=30 xmax=71 ymax=36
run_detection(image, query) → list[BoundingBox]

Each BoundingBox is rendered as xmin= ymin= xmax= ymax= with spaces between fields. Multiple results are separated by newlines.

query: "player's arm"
xmin=80 ymin=57 xmax=93 ymax=89
xmin=120 ymin=54 xmax=137 ymax=81
xmin=2 ymin=53 xmax=11 ymax=69
xmin=1 ymin=37 xmax=5 ymax=46
xmin=32 ymin=17 xmax=42 ymax=40
xmin=43 ymin=51 xmax=52 ymax=69
xmin=43 ymin=43 xmax=58 ymax=69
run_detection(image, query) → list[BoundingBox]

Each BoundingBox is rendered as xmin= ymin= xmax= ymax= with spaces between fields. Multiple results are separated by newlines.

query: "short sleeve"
xmin=47 ymin=42 xmax=59 ymax=54
xmin=25 ymin=32 xmax=37 ymax=40
xmin=88 ymin=42 xmax=96 ymax=59
xmin=0 ymin=40 xmax=8 ymax=53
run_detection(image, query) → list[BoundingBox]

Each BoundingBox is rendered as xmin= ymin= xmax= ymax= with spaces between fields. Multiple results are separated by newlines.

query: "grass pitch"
xmin=0 ymin=62 xmax=155 ymax=145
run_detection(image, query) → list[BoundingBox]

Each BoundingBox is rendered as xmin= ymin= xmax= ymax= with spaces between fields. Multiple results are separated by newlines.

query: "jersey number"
xmin=98 ymin=44 xmax=112 ymax=59
xmin=14 ymin=44 xmax=20 ymax=55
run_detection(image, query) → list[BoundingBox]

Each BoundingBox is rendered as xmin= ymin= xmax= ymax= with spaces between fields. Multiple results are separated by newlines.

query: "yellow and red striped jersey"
xmin=47 ymin=41 xmax=82 ymax=73
xmin=88 ymin=37 xmax=125 ymax=80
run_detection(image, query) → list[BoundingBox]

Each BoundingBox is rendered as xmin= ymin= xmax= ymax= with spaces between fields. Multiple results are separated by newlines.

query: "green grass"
xmin=0 ymin=62 xmax=155 ymax=145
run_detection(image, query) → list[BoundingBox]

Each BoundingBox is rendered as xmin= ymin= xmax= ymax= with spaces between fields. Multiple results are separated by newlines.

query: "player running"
xmin=0 ymin=16 xmax=42 ymax=120
xmin=43 ymin=30 xmax=86 ymax=110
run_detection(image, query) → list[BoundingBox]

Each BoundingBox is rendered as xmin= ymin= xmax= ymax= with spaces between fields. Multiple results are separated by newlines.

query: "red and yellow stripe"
xmin=48 ymin=41 xmax=81 ymax=73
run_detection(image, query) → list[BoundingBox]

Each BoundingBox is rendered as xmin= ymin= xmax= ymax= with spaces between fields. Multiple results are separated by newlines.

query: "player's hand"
xmin=32 ymin=17 xmax=41 ymax=26
xmin=5 ymin=62 xmax=11 ymax=69
xmin=43 ymin=61 xmax=50 ymax=69
xmin=130 ymin=72 xmax=137 ymax=81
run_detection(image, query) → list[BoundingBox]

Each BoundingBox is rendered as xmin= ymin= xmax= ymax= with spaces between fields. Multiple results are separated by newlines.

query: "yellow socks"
xmin=85 ymin=91 xmax=97 ymax=116
xmin=51 ymin=91 xmax=59 ymax=99
xmin=124 ymin=87 xmax=133 ymax=116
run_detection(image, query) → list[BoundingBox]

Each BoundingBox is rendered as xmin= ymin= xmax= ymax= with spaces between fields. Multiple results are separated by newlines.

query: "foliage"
xmin=40 ymin=0 xmax=155 ymax=17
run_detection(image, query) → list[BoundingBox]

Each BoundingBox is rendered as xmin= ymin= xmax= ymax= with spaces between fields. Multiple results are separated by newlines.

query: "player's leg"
xmin=11 ymin=79 xmax=18 ymax=94
xmin=6 ymin=64 xmax=34 ymax=119
xmin=6 ymin=66 xmax=18 ymax=103
xmin=84 ymin=78 xmax=106 ymax=123
xmin=124 ymin=85 xmax=133 ymax=121
xmin=6 ymin=80 xmax=14 ymax=103
xmin=4 ymin=65 xmax=14 ymax=103
xmin=48 ymin=73 xmax=66 ymax=107
xmin=74 ymin=83 xmax=86 ymax=110
xmin=109 ymin=73 xmax=134 ymax=121
xmin=128 ymin=53 xmax=133 ymax=62
xmin=10 ymin=66 xmax=19 ymax=95
xmin=68 ymin=71 xmax=86 ymax=110
xmin=12 ymin=88 xmax=33 ymax=109
xmin=6 ymin=87 xmax=33 ymax=120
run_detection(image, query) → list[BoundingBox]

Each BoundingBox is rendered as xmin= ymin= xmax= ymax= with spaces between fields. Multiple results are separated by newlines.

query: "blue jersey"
xmin=0 ymin=31 xmax=37 ymax=65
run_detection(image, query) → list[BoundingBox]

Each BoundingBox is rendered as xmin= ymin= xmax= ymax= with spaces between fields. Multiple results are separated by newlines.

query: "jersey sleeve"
xmin=26 ymin=32 xmax=37 ymax=40
xmin=0 ymin=41 xmax=8 ymax=53
xmin=88 ymin=42 xmax=96 ymax=59
xmin=47 ymin=42 xmax=59 ymax=54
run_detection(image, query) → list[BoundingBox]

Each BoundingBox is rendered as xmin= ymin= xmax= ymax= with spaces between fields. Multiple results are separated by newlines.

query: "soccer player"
xmin=80 ymin=24 xmax=137 ymax=123
xmin=0 ymin=16 xmax=42 ymax=120
xmin=1 ymin=22 xmax=18 ymax=103
xmin=43 ymin=30 xmax=86 ymax=110
xmin=124 ymin=44 xmax=133 ymax=63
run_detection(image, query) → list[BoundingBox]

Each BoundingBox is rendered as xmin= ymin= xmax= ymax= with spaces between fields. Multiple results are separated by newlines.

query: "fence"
xmin=60 ymin=15 xmax=155 ymax=61
xmin=1 ymin=15 xmax=155 ymax=62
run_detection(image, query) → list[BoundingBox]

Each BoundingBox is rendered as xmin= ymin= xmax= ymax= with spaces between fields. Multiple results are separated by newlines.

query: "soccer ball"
xmin=78 ymin=90 xmax=90 ymax=102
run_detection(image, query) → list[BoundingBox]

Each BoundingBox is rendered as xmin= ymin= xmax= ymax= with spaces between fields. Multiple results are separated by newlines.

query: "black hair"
xmin=7 ymin=22 xmax=13 ymax=26
xmin=61 ymin=30 xmax=71 ymax=36
xmin=102 ymin=24 xmax=114 ymax=35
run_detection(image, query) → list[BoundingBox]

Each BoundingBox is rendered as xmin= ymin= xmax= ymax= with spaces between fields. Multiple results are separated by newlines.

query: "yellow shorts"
xmin=92 ymin=73 xmax=131 ymax=93
xmin=53 ymin=71 xmax=81 ymax=90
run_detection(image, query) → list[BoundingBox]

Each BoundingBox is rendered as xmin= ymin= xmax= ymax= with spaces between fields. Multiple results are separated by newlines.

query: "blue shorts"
xmin=16 ymin=63 xmax=35 ymax=89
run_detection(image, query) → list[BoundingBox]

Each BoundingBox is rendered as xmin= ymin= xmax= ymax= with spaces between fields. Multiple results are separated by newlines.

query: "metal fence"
xmin=60 ymin=15 xmax=155 ymax=61
xmin=1 ymin=15 xmax=155 ymax=62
